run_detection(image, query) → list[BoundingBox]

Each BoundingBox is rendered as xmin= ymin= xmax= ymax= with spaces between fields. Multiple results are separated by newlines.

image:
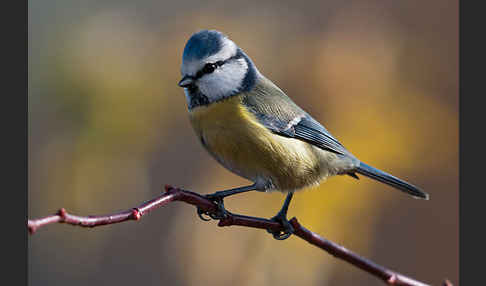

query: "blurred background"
xmin=28 ymin=0 xmax=458 ymax=285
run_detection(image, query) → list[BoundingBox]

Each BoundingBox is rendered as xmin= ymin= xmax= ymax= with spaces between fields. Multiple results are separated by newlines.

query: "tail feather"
xmin=355 ymin=162 xmax=429 ymax=200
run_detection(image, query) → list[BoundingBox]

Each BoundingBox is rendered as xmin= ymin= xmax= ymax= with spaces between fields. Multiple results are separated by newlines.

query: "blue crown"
xmin=182 ymin=30 xmax=226 ymax=62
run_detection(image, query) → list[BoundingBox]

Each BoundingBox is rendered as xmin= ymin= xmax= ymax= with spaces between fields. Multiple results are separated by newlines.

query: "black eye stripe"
xmin=193 ymin=54 xmax=242 ymax=80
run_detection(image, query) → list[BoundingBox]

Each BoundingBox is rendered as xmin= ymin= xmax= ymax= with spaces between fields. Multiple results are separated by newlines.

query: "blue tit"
xmin=178 ymin=30 xmax=428 ymax=239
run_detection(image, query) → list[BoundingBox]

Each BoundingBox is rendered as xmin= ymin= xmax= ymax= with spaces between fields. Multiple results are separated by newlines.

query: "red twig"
xmin=27 ymin=186 xmax=216 ymax=234
xmin=290 ymin=219 xmax=429 ymax=286
xmin=442 ymin=280 xmax=453 ymax=286
xmin=28 ymin=185 xmax=450 ymax=286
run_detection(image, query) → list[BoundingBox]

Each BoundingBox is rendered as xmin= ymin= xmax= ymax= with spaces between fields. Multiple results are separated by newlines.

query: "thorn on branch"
xmin=57 ymin=208 xmax=67 ymax=220
xmin=131 ymin=208 xmax=142 ymax=220
xmin=164 ymin=184 xmax=173 ymax=192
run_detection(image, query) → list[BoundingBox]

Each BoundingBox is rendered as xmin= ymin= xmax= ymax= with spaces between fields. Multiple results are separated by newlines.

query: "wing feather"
xmin=242 ymin=77 xmax=350 ymax=156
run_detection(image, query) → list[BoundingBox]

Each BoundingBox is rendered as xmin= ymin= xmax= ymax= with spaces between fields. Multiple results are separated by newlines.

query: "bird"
xmin=177 ymin=30 xmax=429 ymax=240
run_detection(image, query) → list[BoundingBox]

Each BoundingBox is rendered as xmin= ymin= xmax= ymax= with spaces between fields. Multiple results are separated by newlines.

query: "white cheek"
xmin=198 ymin=59 xmax=248 ymax=101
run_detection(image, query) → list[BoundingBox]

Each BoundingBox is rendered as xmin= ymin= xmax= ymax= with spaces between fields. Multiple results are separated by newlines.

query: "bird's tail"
xmin=355 ymin=162 xmax=429 ymax=200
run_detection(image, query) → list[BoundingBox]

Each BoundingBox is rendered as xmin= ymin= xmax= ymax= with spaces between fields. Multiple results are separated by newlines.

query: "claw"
xmin=267 ymin=212 xmax=294 ymax=240
xmin=195 ymin=185 xmax=257 ymax=221
xmin=273 ymin=231 xmax=292 ymax=240
xmin=196 ymin=194 xmax=229 ymax=221
xmin=197 ymin=208 xmax=212 ymax=221
xmin=209 ymin=196 xmax=229 ymax=220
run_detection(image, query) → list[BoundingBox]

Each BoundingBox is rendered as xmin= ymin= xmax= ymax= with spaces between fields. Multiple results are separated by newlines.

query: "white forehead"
xmin=181 ymin=37 xmax=238 ymax=76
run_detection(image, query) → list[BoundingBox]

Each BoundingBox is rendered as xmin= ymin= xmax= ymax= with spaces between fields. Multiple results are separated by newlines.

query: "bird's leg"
xmin=197 ymin=184 xmax=258 ymax=221
xmin=206 ymin=184 xmax=258 ymax=199
xmin=267 ymin=192 xmax=294 ymax=240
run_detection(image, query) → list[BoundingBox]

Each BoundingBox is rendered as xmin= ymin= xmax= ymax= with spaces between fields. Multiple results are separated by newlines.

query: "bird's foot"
xmin=196 ymin=185 xmax=257 ymax=221
xmin=267 ymin=210 xmax=294 ymax=240
xmin=197 ymin=193 xmax=229 ymax=221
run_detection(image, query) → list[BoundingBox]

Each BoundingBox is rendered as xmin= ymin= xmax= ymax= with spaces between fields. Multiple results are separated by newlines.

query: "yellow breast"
xmin=189 ymin=95 xmax=325 ymax=192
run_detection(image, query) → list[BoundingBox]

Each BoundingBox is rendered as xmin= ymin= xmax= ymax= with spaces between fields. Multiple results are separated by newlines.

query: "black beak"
xmin=178 ymin=75 xmax=194 ymax=88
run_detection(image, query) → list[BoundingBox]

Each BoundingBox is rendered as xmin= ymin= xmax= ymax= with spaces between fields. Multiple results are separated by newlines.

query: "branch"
xmin=28 ymin=185 xmax=450 ymax=286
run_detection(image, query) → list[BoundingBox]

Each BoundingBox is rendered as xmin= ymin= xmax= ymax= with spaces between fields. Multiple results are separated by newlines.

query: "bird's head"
xmin=179 ymin=30 xmax=258 ymax=109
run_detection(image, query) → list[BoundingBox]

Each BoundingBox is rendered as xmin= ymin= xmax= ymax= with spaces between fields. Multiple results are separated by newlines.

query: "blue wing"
xmin=288 ymin=116 xmax=348 ymax=155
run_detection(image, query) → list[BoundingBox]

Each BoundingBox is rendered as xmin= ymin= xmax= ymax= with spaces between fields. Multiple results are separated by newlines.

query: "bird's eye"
xmin=202 ymin=63 xmax=217 ymax=74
